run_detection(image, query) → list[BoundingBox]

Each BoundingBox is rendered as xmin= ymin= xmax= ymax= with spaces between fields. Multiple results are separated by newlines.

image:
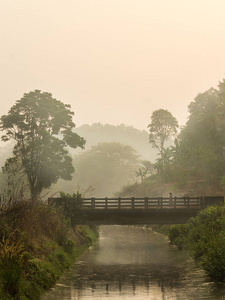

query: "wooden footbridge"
xmin=49 ymin=196 xmax=224 ymax=225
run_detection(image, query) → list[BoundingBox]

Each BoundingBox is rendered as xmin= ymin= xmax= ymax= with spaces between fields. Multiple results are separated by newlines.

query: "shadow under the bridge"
xmin=75 ymin=208 xmax=201 ymax=225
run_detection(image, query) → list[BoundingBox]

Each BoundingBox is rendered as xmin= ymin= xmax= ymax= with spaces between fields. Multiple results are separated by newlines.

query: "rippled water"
xmin=41 ymin=226 xmax=225 ymax=300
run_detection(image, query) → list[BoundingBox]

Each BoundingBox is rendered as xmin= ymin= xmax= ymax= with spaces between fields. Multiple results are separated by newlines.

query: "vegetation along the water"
xmin=0 ymin=199 xmax=98 ymax=300
xmin=168 ymin=204 xmax=225 ymax=282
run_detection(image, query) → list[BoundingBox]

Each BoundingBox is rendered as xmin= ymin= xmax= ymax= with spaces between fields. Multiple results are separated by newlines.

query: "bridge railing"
xmin=48 ymin=196 xmax=224 ymax=210
xmin=82 ymin=197 xmax=205 ymax=209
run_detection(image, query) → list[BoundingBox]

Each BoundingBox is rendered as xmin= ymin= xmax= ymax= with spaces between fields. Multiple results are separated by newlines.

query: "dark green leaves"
xmin=0 ymin=90 xmax=85 ymax=201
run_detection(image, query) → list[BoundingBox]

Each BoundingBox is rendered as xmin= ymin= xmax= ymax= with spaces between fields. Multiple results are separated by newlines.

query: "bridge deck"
xmin=48 ymin=196 xmax=224 ymax=225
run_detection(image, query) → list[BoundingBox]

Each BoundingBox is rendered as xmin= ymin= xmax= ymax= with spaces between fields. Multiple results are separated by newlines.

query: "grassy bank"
xmin=0 ymin=202 xmax=99 ymax=300
xmin=167 ymin=204 xmax=225 ymax=282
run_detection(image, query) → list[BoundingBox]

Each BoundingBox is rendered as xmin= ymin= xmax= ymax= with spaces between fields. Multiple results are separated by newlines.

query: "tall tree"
xmin=0 ymin=90 xmax=85 ymax=201
xmin=72 ymin=142 xmax=140 ymax=196
xmin=181 ymin=88 xmax=222 ymax=146
xmin=147 ymin=109 xmax=178 ymax=158
xmin=177 ymin=87 xmax=225 ymax=183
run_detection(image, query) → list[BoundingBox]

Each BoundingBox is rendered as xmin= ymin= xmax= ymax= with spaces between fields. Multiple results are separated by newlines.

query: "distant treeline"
xmin=120 ymin=78 xmax=225 ymax=197
xmin=0 ymin=124 xmax=157 ymax=198
xmin=74 ymin=123 xmax=157 ymax=160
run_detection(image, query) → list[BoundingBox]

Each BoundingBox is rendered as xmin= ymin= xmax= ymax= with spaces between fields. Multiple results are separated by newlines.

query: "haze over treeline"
xmin=74 ymin=123 xmax=157 ymax=160
xmin=2 ymin=79 xmax=225 ymax=199
xmin=0 ymin=122 xmax=155 ymax=197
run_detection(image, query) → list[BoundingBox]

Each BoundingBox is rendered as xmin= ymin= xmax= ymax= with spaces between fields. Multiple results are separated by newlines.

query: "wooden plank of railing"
xmin=80 ymin=196 xmax=203 ymax=209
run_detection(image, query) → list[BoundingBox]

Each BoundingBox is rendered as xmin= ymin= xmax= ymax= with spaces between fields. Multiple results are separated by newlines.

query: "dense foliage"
xmin=0 ymin=90 xmax=85 ymax=202
xmin=148 ymin=109 xmax=178 ymax=155
xmin=168 ymin=205 xmax=225 ymax=281
xmin=165 ymin=85 xmax=223 ymax=184
xmin=0 ymin=201 xmax=98 ymax=299
xmin=58 ymin=191 xmax=84 ymax=225
xmin=142 ymin=79 xmax=225 ymax=189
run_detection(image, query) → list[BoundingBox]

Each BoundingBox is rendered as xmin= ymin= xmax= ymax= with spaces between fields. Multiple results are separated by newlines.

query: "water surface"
xmin=42 ymin=225 xmax=225 ymax=300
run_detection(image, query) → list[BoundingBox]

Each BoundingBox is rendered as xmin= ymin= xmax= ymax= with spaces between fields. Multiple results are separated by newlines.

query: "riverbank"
xmin=152 ymin=204 xmax=225 ymax=282
xmin=0 ymin=201 xmax=99 ymax=300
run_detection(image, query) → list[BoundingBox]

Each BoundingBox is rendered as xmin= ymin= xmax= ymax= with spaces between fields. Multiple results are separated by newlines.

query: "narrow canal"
xmin=42 ymin=226 xmax=225 ymax=300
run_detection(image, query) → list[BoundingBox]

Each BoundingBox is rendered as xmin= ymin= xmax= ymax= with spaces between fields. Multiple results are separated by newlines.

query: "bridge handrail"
xmin=48 ymin=196 xmax=224 ymax=210
xmin=81 ymin=196 xmax=205 ymax=209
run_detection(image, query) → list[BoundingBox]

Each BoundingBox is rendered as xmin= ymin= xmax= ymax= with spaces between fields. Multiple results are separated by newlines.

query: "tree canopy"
xmin=146 ymin=80 xmax=225 ymax=185
xmin=0 ymin=90 xmax=85 ymax=201
xmin=71 ymin=142 xmax=140 ymax=196
xmin=148 ymin=109 xmax=178 ymax=159
xmin=116 ymin=78 xmax=225 ymax=196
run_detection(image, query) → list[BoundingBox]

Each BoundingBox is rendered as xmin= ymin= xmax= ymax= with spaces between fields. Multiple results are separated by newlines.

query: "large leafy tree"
xmin=71 ymin=142 xmax=140 ymax=196
xmin=148 ymin=109 xmax=178 ymax=158
xmin=171 ymin=82 xmax=225 ymax=184
xmin=180 ymin=88 xmax=222 ymax=147
xmin=0 ymin=90 xmax=85 ymax=201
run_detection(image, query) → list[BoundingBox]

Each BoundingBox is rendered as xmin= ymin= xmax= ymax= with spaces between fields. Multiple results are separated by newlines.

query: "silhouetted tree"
xmin=148 ymin=109 xmax=178 ymax=158
xmin=0 ymin=90 xmax=85 ymax=202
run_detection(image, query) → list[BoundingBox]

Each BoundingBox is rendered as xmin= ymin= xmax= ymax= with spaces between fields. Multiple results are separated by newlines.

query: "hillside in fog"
xmin=0 ymin=123 xmax=156 ymax=164
xmin=74 ymin=123 xmax=157 ymax=161
xmin=0 ymin=123 xmax=157 ymax=198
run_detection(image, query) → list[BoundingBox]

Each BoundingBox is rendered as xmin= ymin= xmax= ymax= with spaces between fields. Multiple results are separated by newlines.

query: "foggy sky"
xmin=1 ymin=0 xmax=225 ymax=131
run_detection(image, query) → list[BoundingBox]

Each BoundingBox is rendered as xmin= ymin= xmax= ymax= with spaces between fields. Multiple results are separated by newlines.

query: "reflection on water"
xmin=42 ymin=226 xmax=225 ymax=300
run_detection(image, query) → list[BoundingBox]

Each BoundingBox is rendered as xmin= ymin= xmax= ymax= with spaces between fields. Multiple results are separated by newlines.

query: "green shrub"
xmin=168 ymin=205 xmax=225 ymax=281
xmin=200 ymin=233 xmax=225 ymax=281
xmin=55 ymin=249 xmax=70 ymax=268
xmin=78 ymin=225 xmax=99 ymax=245
xmin=168 ymin=224 xmax=188 ymax=249
xmin=0 ymin=201 xmax=99 ymax=299
xmin=28 ymin=258 xmax=59 ymax=289
xmin=63 ymin=237 xmax=76 ymax=254
xmin=0 ymin=233 xmax=26 ymax=297
xmin=59 ymin=191 xmax=84 ymax=221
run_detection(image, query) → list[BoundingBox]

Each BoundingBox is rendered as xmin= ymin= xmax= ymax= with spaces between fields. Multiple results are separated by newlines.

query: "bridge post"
xmin=105 ymin=197 xmax=108 ymax=209
xmin=197 ymin=197 xmax=199 ymax=207
xmin=145 ymin=197 xmax=148 ymax=210
xmin=160 ymin=197 xmax=163 ymax=208
xmin=200 ymin=196 xmax=204 ymax=208
xmin=118 ymin=197 xmax=121 ymax=209
xmin=187 ymin=196 xmax=190 ymax=208
xmin=174 ymin=197 xmax=177 ymax=208
xmin=158 ymin=197 xmax=160 ymax=208
xmin=132 ymin=197 xmax=135 ymax=209
xmin=91 ymin=197 xmax=95 ymax=209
